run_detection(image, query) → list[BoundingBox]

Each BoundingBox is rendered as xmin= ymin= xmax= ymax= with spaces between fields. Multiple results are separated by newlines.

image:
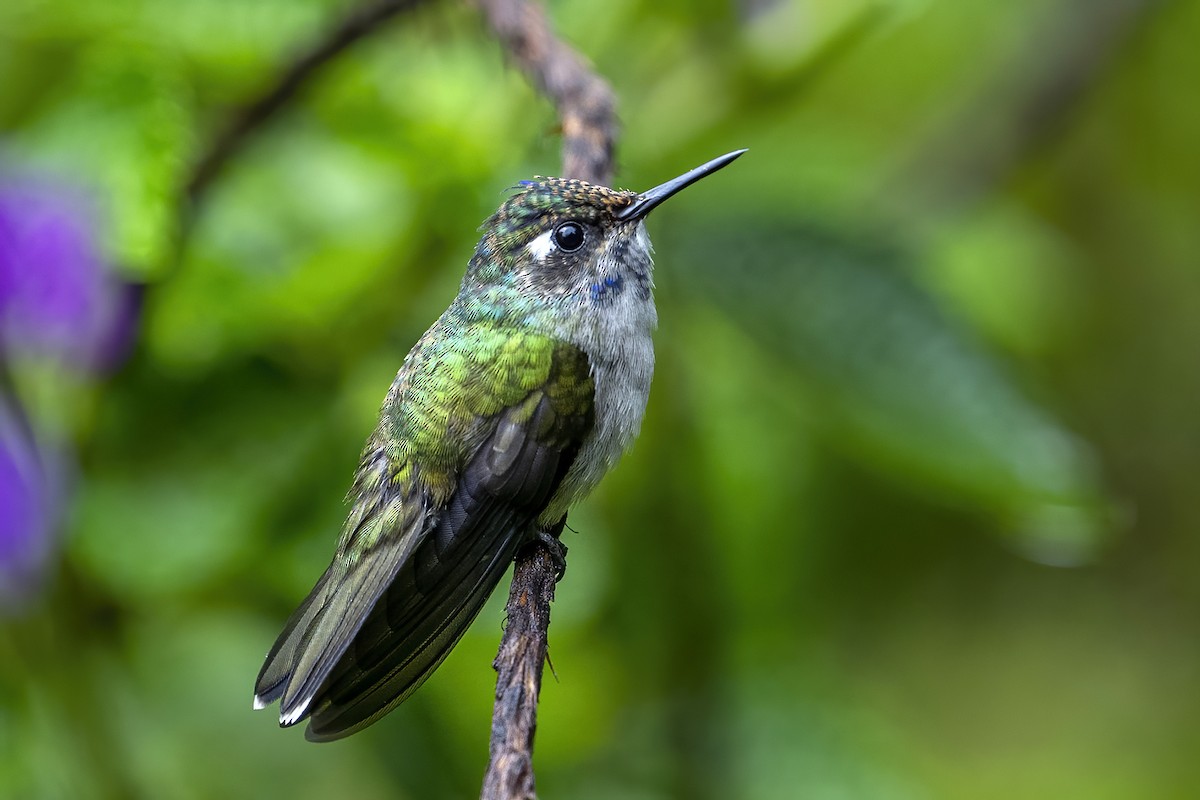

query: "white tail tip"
xmin=280 ymin=698 xmax=312 ymax=727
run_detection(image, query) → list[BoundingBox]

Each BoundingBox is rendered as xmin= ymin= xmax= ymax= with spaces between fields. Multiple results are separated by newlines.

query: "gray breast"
xmin=540 ymin=225 xmax=658 ymax=522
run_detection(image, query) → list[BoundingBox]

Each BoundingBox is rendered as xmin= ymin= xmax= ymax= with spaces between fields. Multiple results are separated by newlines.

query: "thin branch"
xmin=184 ymin=0 xmax=428 ymax=212
xmin=482 ymin=533 xmax=563 ymax=800
xmin=474 ymin=2 xmax=618 ymax=797
xmin=475 ymin=0 xmax=618 ymax=186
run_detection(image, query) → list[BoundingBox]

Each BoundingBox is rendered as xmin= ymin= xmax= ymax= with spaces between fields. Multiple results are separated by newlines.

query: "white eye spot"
xmin=526 ymin=230 xmax=555 ymax=261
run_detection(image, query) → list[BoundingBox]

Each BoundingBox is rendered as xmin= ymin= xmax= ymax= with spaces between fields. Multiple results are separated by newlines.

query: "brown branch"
xmin=475 ymin=2 xmax=617 ymax=797
xmin=184 ymin=0 xmax=429 ymax=213
xmin=475 ymin=0 xmax=618 ymax=186
xmin=481 ymin=532 xmax=563 ymax=800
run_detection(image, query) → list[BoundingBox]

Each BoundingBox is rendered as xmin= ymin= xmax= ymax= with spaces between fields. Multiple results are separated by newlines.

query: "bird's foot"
xmin=534 ymin=527 xmax=568 ymax=582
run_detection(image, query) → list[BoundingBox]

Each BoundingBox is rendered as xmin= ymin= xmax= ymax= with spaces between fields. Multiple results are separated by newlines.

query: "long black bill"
xmin=617 ymin=149 xmax=747 ymax=221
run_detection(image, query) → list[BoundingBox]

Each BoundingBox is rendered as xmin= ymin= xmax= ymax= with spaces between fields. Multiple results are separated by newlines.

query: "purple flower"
xmin=0 ymin=174 xmax=138 ymax=370
xmin=0 ymin=169 xmax=141 ymax=606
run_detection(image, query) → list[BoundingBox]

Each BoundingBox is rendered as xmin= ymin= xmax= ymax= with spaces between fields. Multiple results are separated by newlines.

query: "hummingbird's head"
xmin=463 ymin=150 xmax=746 ymax=312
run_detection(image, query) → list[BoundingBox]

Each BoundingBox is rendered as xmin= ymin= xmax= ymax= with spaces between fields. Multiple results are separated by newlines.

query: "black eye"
xmin=553 ymin=221 xmax=585 ymax=252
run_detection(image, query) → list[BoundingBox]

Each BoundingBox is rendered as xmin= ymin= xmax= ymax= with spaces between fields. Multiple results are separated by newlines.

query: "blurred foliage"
xmin=2 ymin=0 xmax=1200 ymax=797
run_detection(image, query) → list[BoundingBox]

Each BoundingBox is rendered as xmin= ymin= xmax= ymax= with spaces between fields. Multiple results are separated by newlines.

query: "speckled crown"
xmin=491 ymin=177 xmax=638 ymax=234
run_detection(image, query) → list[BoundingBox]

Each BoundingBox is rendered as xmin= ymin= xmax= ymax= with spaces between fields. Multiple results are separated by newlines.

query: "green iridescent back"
xmin=372 ymin=312 xmax=594 ymax=506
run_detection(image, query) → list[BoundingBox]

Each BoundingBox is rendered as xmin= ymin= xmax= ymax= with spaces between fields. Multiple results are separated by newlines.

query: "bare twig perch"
xmin=474 ymin=1 xmax=618 ymax=797
xmin=482 ymin=526 xmax=566 ymax=800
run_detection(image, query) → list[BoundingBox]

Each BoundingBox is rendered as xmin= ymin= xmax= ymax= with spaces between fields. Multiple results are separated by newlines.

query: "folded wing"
xmin=253 ymin=336 xmax=594 ymax=741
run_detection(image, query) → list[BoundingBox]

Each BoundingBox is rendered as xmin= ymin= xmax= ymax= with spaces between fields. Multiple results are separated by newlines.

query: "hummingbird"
xmin=253 ymin=149 xmax=746 ymax=741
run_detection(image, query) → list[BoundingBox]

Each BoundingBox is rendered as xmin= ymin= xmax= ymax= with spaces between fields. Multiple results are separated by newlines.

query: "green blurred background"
xmin=2 ymin=0 xmax=1199 ymax=797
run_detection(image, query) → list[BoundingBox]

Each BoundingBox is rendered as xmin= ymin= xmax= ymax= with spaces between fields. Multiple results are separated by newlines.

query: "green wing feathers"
xmin=382 ymin=323 xmax=591 ymax=488
xmin=253 ymin=324 xmax=594 ymax=739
